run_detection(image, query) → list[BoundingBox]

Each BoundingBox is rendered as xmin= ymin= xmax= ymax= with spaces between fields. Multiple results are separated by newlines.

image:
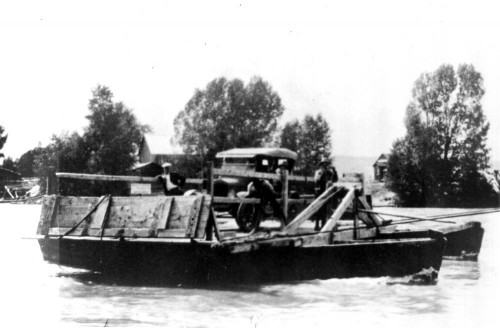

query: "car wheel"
xmin=236 ymin=203 xmax=257 ymax=232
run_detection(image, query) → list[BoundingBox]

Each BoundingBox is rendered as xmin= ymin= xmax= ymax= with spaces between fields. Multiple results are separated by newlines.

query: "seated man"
xmin=156 ymin=162 xmax=186 ymax=196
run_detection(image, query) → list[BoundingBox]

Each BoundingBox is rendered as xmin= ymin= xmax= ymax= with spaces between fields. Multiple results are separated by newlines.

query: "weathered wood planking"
xmin=165 ymin=198 xmax=194 ymax=230
xmin=195 ymin=196 xmax=213 ymax=238
xmin=56 ymin=172 xmax=202 ymax=186
xmin=38 ymin=195 xmax=213 ymax=239
xmin=50 ymin=197 xmax=100 ymax=229
xmin=185 ymin=196 xmax=204 ymax=238
xmin=87 ymin=196 xmax=111 ymax=236
xmin=148 ymin=198 xmax=173 ymax=236
xmin=37 ymin=195 xmax=57 ymax=234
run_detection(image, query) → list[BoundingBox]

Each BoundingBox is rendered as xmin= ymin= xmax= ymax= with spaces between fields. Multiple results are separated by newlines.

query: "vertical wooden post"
xmin=46 ymin=166 xmax=58 ymax=195
xmin=281 ymin=168 xmax=289 ymax=223
xmin=353 ymin=195 xmax=359 ymax=239
xmin=360 ymin=173 xmax=365 ymax=196
xmin=207 ymin=161 xmax=214 ymax=196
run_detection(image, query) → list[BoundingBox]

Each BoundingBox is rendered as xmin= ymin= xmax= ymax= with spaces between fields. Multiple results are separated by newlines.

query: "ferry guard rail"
xmin=54 ymin=166 xmax=367 ymax=234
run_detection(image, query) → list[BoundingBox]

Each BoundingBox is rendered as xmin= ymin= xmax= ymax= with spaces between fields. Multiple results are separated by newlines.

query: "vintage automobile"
xmin=213 ymin=148 xmax=314 ymax=231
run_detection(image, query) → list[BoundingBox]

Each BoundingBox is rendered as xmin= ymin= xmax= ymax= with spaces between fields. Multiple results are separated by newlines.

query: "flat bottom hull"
xmin=38 ymin=236 xmax=445 ymax=285
xmin=442 ymin=223 xmax=484 ymax=256
xmin=382 ymin=222 xmax=484 ymax=258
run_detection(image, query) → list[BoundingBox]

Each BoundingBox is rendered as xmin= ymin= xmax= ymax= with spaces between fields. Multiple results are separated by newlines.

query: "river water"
xmin=1 ymin=204 xmax=500 ymax=327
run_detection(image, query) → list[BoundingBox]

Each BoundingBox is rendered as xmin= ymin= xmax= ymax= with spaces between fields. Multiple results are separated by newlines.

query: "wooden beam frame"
xmin=284 ymin=186 xmax=343 ymax=233
xmin=56 ymin=172 xmax=202 ymax=185
xmin=320 ymin=188 xmax=356 ymax=233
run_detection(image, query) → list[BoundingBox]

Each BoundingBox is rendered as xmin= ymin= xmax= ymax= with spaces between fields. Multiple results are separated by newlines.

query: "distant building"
xmin=137 ymin=133 xmax=184 ymax=165
xmin=135 ymin=134 xmax=200 ymax=179
xmin=373 ymin=153 xmax=390 ymax=181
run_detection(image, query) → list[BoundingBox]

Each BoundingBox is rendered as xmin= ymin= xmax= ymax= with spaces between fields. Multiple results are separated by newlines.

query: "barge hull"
xmin=38 ymin=235 xmax=445 ymax=284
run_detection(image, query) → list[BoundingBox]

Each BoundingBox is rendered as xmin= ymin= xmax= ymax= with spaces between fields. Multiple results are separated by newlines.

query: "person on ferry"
xmin=248 ymin=177 xmax=288 ymax=233
xmin=313 ymin=156 xmax=338 ymax=230
xmin=156 ymin=162 xmax=186 ymax=196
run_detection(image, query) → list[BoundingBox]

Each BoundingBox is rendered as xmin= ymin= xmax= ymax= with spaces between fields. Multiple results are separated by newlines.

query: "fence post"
xmin=46 ymin=166 xmax=58 ymax=195
xmin=360 ymin=173 xmax=365 ymax=196
xmin=207 ymin=161 xmax=214 ymax=196
xmin=281 ymin=168 xmax=289 ymax=223
xmin=353 ymin=194 xmax=358 ymax=239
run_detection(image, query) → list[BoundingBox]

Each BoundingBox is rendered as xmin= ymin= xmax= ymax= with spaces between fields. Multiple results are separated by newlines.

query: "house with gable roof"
xmin=133 ymin=134 xmax=185 ymax=177
xmin=138 ymin=133 xmax=184 ymax=164
xmin=373 ymin=153 xmax=390 ymax=182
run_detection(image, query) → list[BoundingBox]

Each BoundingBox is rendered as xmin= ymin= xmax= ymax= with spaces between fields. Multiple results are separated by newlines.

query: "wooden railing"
xmin=54 ymin=165 xmax=364 ymax=223
xmin=55 ymin=172 xmax=203 ymax=185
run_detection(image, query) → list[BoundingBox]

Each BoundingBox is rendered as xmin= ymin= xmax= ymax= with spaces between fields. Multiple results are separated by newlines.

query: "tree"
xmin=32 ymin=133 xmax=90 ymax=194
xmin=27 ymin=85 xmax=148 ymax=196
xmin=85 ymin=85 xmax=146 ymax=175
xmin=279 ymin=113 xmax=333 ymax=176
xmin=18 ymin=147 xmax=44 ymax=177
xmin=387 ymin=64 xmax=494 ymax=207
xmin=174 ymin=76 xmax=285 ymax=160
xmin=2 ymin=157 xmax=17 ymax=172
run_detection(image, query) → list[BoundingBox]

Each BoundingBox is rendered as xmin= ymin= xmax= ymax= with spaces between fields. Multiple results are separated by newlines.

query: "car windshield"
xmin=219 ymin=157 xmax=255 ymax=170
xmin=218 ymin=154 xmax=295 ymax=173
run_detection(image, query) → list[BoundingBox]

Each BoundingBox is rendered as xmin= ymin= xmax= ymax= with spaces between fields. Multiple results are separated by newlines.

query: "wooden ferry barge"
xmin=36 ymin=184 xmax=446 ymax=285
xmin=35 ymin=146 xmax=489 ymax=284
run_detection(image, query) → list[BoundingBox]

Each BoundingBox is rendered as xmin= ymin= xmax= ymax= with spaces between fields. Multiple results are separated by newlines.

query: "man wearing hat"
xmin=314 ymin=156 xmax=338 ymax=230
xmin=157 ymin=162 xmax=186 ymax=196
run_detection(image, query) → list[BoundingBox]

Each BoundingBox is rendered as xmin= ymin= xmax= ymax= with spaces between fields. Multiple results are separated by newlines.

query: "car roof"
xmin=215 ymin=148 xmax=298 ymax=160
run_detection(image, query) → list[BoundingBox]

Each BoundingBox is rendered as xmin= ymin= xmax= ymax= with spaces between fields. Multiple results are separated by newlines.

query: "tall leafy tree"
xmin=18 ymin=147 xmax=44 ymax=177
xmin=387 ymin=64 xmax=493 ymax=207
xmin=174 ymin=76 xmax=285 ymax=160
xmin=279 ymin=119 xmax=301 ymax=152
xmin=279 ymin=113 xmax=333 ymax=176
xmin=85 ymin=85 xmax=146 ymax=175
xmin=24 ymin=85 xmax=148 ymax=195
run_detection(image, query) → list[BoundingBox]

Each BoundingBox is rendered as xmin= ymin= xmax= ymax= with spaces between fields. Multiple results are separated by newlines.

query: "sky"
xmin=1 ymin=0 xmax=499 ymax=163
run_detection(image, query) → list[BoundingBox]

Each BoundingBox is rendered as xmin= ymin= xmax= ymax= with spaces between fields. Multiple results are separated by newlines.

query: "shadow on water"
xmin=55 ymin=270 xmax=276 ymax=292
xmin=55 ymin=267 xmax=441 ymax=294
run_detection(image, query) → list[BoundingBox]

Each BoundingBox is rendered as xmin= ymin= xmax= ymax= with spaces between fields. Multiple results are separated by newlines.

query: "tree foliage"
xmin=18 ymin=147 xmax=44 ymax=177
xmin=18 ymin=85 xmax=147 ymax=195
xmin=85 ymin=85 xmax=146 ymax=175
xmin=279 ymin=113 xmax=333 ymax=176
xmin=2 ymin=157 xmax=17 ymax=172
xmin=174 ymin=77 xmax=285 ymax=160
xmin=387 ymin=64 xmax=495 ymax=207
xmin=32 ymin=132 xmax=93 ymax=194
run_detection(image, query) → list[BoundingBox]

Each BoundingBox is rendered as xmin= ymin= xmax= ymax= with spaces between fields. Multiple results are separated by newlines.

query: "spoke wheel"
xmin=236 ymin=203 xmax=258 ymax=232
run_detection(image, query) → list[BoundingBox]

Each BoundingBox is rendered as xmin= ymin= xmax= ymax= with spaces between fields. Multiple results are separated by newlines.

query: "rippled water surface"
xmin=2 ymin=204 xmax=500 ymax=327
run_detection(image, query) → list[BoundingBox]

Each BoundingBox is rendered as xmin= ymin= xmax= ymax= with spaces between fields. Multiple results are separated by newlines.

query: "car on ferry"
xmin=213 ymin=148 xmax=313 ymax=231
